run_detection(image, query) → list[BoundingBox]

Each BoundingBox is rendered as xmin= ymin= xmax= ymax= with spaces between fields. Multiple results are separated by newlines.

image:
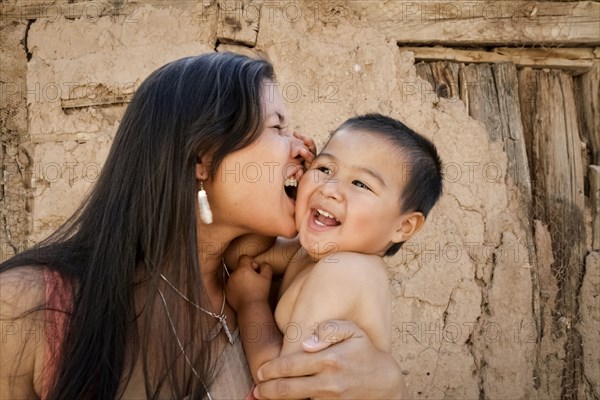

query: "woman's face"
xmin=205 ymin=82 xmax=304 ymax=238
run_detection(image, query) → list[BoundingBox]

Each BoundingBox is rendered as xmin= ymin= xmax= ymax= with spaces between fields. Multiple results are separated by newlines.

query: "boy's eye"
xmin=352 ymin=180 xmax=371 ymax=191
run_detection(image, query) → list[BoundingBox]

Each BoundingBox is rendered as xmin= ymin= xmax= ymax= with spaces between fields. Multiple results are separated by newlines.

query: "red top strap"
xmin=42 ymin=269 xmax=73 ymax=400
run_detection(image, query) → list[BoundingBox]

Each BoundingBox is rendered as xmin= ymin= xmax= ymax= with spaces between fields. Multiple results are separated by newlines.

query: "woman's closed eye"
xmin=273 ymin=125 xmax=289 ymax=135
xmin=317 ymin=166 xmax=332 ymax=175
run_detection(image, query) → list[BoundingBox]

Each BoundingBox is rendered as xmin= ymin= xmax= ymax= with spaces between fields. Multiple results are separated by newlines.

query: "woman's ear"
xmin=195 ymin=154 xmax=211 ymax=181
xmin=391 ymin=212 xmax=425 ymax=244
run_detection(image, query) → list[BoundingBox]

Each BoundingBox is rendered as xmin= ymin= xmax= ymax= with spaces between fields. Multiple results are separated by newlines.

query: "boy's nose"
xmin=319 ymin=179 xmax=342 ymax=201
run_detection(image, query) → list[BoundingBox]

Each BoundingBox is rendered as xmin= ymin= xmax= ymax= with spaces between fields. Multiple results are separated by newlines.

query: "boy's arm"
xmin=225 ymin=256 xmax=283 ymax=384
xmin=225 ymin=235 xmax=301 ymax=275
xmin=235 ymin=295 xmax=283 ymax=384
xmin=280 ymin=253 xmax=392 ymax=356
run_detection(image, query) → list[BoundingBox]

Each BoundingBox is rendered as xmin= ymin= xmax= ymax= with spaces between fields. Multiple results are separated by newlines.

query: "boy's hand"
xmin=224 ymin=234 xmax=277 ymax=270
xmin=293 ymin=131 xmax=317 ymax=170
xmin=225 ymin=255 xmax=273 ymax=312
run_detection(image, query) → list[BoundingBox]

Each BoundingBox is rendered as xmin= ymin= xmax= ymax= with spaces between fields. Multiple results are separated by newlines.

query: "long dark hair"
xmin=1 ymin=52 xmax=274 ymax=399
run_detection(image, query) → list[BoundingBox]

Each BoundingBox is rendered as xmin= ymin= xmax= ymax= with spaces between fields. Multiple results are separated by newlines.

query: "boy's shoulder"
xmin=316 ymin=251 xmax=387 ymax=272
xmin=312 ymin=252 xmax=388 ymax=286
xmin=307 ymin=252 xmax=393 ymax=351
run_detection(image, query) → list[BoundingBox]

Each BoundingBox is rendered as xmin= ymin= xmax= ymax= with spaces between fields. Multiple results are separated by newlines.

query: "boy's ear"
xmin=391 ymin=212 xmax=425 ymax=244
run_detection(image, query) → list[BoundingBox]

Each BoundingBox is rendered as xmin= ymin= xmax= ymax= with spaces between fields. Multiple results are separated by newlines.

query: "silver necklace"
xmin=157 ymin=288 xmax=213 ymax=400
xmin=158 ymin=260 xmax=234 ymax=344
xmin=156 ymin=260 xmax=232 ymax=400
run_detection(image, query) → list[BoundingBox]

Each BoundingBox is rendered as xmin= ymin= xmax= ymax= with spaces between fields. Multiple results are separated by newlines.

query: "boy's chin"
xmin=278 ymin=225 xmax=299 ymax=239
xmin=280 ymin=231 xmax=298 ymax=239
xmin=298 ymin=236 xmax=334 ymax=261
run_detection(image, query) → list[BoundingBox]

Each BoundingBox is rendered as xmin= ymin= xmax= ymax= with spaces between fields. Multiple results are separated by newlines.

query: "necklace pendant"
xmin=219 ymin=315 xmax=234 ymax=344
xmin=205 ymin=322 xmax=222 ymax=342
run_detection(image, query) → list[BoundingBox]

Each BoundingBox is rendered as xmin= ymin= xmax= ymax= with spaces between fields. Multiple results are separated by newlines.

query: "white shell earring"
xmin=198 ymin=181 xmax=213 ymax=224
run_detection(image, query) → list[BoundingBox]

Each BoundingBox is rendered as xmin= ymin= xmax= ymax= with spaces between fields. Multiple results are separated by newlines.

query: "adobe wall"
xmin=1 ymin=1 xmax=597 ymax=398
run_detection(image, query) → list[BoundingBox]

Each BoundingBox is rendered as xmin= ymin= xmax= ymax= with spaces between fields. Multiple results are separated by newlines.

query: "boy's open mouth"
xmin=284 ymin=178 xmax=297 ymax=200
xmin=312 ymin=208 xmax=341 ymax=227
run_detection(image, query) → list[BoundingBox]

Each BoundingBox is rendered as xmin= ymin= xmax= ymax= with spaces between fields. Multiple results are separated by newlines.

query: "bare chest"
xmin=273 ymin=255 xmax=315 ymax=330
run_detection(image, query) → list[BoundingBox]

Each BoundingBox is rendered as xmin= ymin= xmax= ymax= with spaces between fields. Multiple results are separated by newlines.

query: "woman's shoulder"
xmin=0 ymin=266 xmax=47 ymax=399
xmin=0 ymin=266 xmax=47 ymax=317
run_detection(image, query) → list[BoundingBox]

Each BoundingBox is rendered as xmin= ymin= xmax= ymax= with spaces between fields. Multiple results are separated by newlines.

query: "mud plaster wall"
xmin=1 ymin=20 xmax=29 ymax=261
xmin=0 ymin=1 xmax=597 ymax=399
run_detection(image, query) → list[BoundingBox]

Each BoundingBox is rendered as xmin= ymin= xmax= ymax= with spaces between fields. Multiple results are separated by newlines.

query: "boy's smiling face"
xmin=295 ymin=128 xmax=420 ymax=260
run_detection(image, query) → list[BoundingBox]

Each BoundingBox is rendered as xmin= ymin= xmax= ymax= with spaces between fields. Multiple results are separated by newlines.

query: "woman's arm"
xmin=255 ymin=321 xmax=408 ymax=399
xmin=254 ymin=253 xmax=407 ymax=399
xmin=0 ymin=267 xmax=46 ymax=399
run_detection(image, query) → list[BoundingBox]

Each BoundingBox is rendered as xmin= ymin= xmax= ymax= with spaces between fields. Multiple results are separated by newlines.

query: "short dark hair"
xmin=333 ymin=113 xmax=443 ymax=256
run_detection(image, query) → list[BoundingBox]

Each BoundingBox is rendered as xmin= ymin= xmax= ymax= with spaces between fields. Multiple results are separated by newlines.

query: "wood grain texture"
xmin=575 ymin=61 xmax=599 ymax=166
xmin=402 ymin=46 xmax=596 ymax=75
xmin=519 ymin=68 xmax=586 ymax=400
xmin=493 ymin=63 xmax=532 ymax=201
xmin=459 ymin=63 xmax=502 ymax=142
xmin=591 ymin=165 xmax=600 ymax=251
xmin=350 ymin=1 xmax=600 ymax=46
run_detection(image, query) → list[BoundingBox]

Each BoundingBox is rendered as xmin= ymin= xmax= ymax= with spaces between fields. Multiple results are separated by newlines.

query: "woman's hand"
xmin=253 ymin=320 xmax=408 ymax=399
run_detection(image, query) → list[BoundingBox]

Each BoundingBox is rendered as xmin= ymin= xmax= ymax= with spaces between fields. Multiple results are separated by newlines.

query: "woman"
xmin=0 ymin=53 xmax=405 ymax=399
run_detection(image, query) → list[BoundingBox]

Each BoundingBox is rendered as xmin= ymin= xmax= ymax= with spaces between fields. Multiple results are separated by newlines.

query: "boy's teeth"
xmin=314 ymin=219 xmax=326 ymax=227
xmin=316 ymin=208 xmax=337 ymax=221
